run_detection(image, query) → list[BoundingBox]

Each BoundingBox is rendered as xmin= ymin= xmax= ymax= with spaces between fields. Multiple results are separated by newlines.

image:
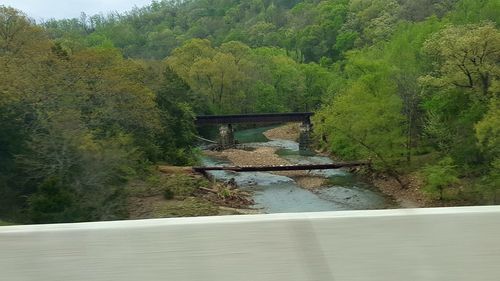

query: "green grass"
xmin=127 ymin=173 xmax=210 ymax=198
xmin=127 ymin=170 xmax=223 ymax=219
xmin=151 ymin=197 xmax=220 ymax=218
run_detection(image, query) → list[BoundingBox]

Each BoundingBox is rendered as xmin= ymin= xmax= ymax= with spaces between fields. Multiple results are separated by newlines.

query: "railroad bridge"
xmin=195 ymin=112 xmax=313 ymax=152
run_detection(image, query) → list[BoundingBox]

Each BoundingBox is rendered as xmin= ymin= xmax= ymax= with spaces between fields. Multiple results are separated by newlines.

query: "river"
xmin=201 ymin=126 xmax=395 ymax=213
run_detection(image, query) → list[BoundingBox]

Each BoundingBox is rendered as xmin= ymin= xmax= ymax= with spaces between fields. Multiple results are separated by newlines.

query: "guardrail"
xmin=1 ymin=206 xmax=499 ymax=281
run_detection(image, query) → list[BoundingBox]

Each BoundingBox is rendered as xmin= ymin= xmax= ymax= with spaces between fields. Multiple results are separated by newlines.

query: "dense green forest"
xmin=1 ymin=0 xmax=499 ymax=223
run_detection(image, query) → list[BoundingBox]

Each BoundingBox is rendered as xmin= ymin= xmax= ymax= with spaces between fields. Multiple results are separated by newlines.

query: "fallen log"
xmin=193 ymin=161 xmax=370 ymax=173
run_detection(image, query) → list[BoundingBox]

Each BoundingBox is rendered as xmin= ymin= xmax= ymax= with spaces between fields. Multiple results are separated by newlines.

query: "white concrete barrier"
xmin=1 ymin=206 xmax=500 ymax=281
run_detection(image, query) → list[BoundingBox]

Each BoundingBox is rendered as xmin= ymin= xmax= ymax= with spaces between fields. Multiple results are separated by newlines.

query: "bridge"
xmin=195 ymin=112 xmax=314 ymax=151
xmin=1 ymin=207 xmax=500 ymax=280
xmin=195 ymin=112 xmax=313 ymax=125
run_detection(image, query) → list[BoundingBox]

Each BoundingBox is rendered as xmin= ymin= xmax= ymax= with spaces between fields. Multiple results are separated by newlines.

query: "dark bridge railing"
xmin=195 ymin=112 xmax=314 ymax=125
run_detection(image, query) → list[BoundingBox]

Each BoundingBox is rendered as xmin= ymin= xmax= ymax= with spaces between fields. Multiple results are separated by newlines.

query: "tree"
xmin=156 ymin=66 xmax=198 ymax=164
xmin=315 ymin=56 xmax=407 ymax=186
xmin=398 ymin=0 xmax=457 ymax=21
xmin=475 ymin=98 xmax=500 ymax=159
xmin=420 ymin=22 xmax=500 ymax=168
xmin=300 ymin=63 xmax=333 ymax=111
xmin=0 ymin=7 xmax=61 ymax=221
xmin=344 ymin=0 xmax=401 ymax=45
xmin=166 ymin=39 xmax=216 ymax=79
xmin=423 ymin=157 xmax=459 ymax=200
xmin=449 ymin=0 xmax=500 ymax=25
xmin=383 ymin=19 xmax=444 ymax=162
xmin=475 ymin=99 xmax=500 ymax=202
xmin=421 ymin=23 xmax=500 ymax=99
xmin=188 ymin=52 xmax=246 ymax=113
xmin=17 ymin=110 xmax=138 ymax=222
xmin=268 ymin=55 xmax=306 ymax=112
xmin=247 ymin=21 xmax=279 ymax=47
xmin=0 ymin=7 xmax=200 ymax=223
xmin=0 ymin=6 xmax=48 ymax=56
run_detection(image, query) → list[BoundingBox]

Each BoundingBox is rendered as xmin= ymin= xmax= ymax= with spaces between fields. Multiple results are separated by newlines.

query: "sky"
xmin=0 ymin=0 xmax=154 ymax=20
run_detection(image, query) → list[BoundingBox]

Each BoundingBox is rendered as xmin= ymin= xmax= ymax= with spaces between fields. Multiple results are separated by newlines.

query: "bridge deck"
xmin=195 ymin=112 xmax=313 ymax=125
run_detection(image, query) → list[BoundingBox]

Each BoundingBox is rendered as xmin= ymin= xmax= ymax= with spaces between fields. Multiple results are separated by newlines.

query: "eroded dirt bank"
xmin=370 ymin=175 xmax=428 ymax=208
xmin=127 ymin=168 xmax=258 ymax=220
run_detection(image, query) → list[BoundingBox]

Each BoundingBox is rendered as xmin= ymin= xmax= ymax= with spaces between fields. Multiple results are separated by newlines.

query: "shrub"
xmin=163 ymin=188 xmax=175 ymax=200
xmin=422 ymin=157 xmax=459 ymax=200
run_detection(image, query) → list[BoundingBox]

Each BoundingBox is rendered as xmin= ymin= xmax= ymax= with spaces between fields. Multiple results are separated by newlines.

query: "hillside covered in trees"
xmin=1 ymin=0 xmax=499 ymax=223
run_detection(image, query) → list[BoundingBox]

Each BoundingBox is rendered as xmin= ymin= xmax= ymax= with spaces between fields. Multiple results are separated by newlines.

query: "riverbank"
xmin=126 ymin=169 xmax=257 ymax=219
xmin=136 ymin=124 xmax=429 ymax=218
xmin=368 ymin=173 xmax=428 ymax=208
xmin=262 ymin=124 xmax=430 ymax=208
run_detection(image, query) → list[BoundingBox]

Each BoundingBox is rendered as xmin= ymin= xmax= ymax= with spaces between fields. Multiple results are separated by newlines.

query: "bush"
xmin=27 ymin=177 xmax=75 ymax=223
xmin=422 ymin=157 xmax=459 ymax=200
xmin=163 ymin=188 xmax=175 ymax=200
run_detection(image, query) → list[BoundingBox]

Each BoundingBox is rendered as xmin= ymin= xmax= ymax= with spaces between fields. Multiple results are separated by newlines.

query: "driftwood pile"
xmin=195 ymin=180 xmax=254 ymax=209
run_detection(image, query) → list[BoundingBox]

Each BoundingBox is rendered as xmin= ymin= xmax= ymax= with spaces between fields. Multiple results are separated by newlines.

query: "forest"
xmin=0 ymin=0 xmax=499 ymax=224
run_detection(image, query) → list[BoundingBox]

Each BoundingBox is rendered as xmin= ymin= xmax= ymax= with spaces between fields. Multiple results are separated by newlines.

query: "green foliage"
xmin=448 ymin=0 xmax=500 ymax=24
xmin=166 ymin=39 xmax=326 ymax=114
xmin=1 ymin=0 xmax=499 ymax=223
xmin=461 ymin=158 xmax=500 ymax=204
xmin=163 ymin=188 xmax=175 ymax=200
xmin=27 ymin=177 xmax=74 ymax=223
xmin=133 ymin=174 xmax=209 ymax=199
xmin=156 ymin=67 xmax=199 ymax=164
xmin=315 ymin=55 xmax=406 ymax=185
xmin=0 ymin=7 xmax=199 ymax=223
xmin=40 ymin=0 xmax=461 ymax=61
xmin=421 ymin=22 xmax=500 ymax=98
xmin=398 ymin=0 xmax=458 ymax=21
xmin=420 ymin=22 xmax=500 ymax=173
xmin=0 ymin=220 xmax=14 ymax=226
xmin=162 ymin=175 xmax=208 ymax=197
xmin=152 ymin=197 xmax=220 ymax=218
xmin=475 ymin=97 xmax=500 ymax=158
xmin=422 ymin=157 xmax=460 ymax=200
xmin=314 ymin=0 xmax=498 ymax=194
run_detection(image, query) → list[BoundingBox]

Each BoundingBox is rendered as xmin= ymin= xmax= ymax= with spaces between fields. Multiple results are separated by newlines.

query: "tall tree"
xmin=421 ymin=23 xmax=500 ymax=99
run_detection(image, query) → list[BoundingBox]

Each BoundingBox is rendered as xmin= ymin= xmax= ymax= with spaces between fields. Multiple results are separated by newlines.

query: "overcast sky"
xmin=0 ymin=0 xmax=154 ymax=20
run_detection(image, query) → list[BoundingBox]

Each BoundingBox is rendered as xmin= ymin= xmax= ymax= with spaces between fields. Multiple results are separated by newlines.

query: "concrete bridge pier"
xmin=299 ymin=120 xmax=313 ymax=155
xmin=218 ymin=124 xmax=235 ymax=149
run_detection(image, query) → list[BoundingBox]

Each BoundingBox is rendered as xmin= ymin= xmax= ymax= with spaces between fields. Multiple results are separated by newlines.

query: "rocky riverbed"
xmin=201 ymin=124 xmax=394 ymax=213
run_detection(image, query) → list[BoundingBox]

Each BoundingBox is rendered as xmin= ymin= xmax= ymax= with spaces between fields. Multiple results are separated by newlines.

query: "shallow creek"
xmin=200 ymin=126 xmax=395 ymax=213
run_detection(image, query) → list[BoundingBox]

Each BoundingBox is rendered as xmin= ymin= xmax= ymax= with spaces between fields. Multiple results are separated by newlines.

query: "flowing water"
xmin=201 ymin=126 xmax=395 ymax=213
